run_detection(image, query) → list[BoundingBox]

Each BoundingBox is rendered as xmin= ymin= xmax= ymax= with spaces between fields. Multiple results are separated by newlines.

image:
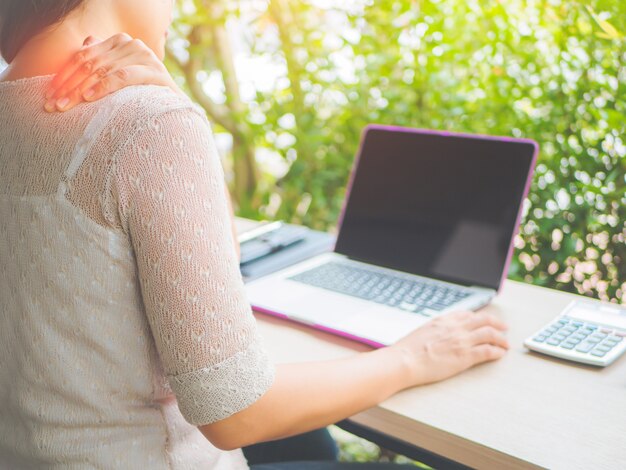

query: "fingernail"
xmin=83 ymin=88 xmax=95 ymax=100
xmin=56 ymin=97 xmax=70 ymax=110
xmin=44 ymin=101 xmax=56 ymax=113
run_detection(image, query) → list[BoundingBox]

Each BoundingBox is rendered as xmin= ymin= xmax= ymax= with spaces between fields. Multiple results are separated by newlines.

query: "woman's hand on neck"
xmin=2 ymin=2 xmax=124 ymax=81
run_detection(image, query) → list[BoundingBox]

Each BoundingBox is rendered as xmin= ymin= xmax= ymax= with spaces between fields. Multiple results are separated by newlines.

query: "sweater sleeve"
xmin=109 ymin=105 xmax=275 ymax=426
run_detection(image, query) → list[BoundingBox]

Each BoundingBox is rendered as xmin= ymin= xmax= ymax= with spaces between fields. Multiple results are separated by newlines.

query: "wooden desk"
xmin=238 ymin=219 xmax=626 ymax=469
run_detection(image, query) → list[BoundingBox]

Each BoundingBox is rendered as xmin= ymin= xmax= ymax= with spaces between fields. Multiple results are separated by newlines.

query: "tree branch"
xmin=165 ymin=37 xmax=239 ymax=135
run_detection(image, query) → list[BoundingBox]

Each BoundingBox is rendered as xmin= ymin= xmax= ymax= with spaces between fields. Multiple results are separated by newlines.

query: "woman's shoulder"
xmin=105 ymin=84 xmax=204 ymax=122
xmin=97 ymin=85 xmax=209 ymax=151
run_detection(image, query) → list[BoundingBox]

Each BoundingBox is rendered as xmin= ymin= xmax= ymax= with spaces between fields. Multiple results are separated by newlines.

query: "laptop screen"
xmin=334 ymin=126 xmax=537 ymax=291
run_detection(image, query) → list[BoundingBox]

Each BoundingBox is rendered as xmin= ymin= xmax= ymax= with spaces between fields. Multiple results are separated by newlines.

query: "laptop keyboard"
xmin=288 ymin=261 xmax=472 ymax=316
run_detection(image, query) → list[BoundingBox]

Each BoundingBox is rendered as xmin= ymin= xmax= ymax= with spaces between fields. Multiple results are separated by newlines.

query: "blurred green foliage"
xmin=167 ymin=0 xmax=625 ymax=302
xmin=329 ymin=425 xmax=427 ymax=466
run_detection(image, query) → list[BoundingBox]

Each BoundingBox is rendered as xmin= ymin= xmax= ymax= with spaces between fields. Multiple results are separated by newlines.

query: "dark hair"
xmin=0 ymin=0 xmax=85 ymax=63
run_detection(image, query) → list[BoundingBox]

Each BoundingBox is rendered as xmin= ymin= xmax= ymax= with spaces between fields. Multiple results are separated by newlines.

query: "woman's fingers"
xmin=45 ymin=33 xmax=132 ymax=105
xmin=45 ymin=33 xmax=176 ymax=112
xmin=82 ymin=64 xmax=158 ymax=104
xmin=471 ymin=344 xmax=507 ymax=363
xmin=78 ymin=47 xmax=161 ymax=100
xmin=49 ymin=33 xmax=132 ymax=95
xmin=52 ymin=52 xmax=162 ymax=112
xmin=50 ymin=47 xmax=138 ymax=111
xmin=465 ymin=311 xmax=508 ymax=332
xmin=470 ymin=326 xmax=510 ymax=350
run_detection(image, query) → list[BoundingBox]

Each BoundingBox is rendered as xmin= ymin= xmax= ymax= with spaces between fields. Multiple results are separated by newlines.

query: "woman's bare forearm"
xmin=199 ymin=346 xmax=414 ymax=450
xmin=201 ymin=310 xmax=510 ymax=451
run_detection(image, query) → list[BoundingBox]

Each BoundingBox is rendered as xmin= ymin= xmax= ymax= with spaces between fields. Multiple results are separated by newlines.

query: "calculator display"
xmin=568 ymin=304 xmax=626 ymax=330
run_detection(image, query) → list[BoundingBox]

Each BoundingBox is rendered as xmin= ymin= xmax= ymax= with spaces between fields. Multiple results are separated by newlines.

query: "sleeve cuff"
xmin=168 ymin=336 xmax=276 ymax=426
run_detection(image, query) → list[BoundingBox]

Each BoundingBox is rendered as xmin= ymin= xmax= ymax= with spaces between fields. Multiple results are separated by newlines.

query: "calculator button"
xmin=572 ymin=321 xmax=583 ymax=327
xmin=547 ymin=338 xmax=561 ymax=346
xmin=591 ymin=350 xmax=608 ymax=357
xmin=595 ymin=345 xmax=612 ymax=353
xmin=600 ymin=328 xmax=613 ymax=334
xmin=610 ymin=333 xmax=625 ymax=340
xmin=575 ymin=342 xmax=595 ymax=353
xmin=561 ymin=343 xmax=575 ymax=350
xmin=553 ymin=334 xmax=567 ymax=341
xmin=571 ymin=333 xmax=587 ymax=341
xmin=562 ymin=326 xmax=577 ymax=334
xmin=533 ymin=335 xmax=547 ymax=343
xmin=584 ymin=324 xmax=598 ymax=330
xmin=615 ymin=331 xmax=626 ymax=337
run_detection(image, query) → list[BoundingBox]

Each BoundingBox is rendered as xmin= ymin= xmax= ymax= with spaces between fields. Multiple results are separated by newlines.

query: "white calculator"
xmin=524 ymin=299 xmax=626 ymax=367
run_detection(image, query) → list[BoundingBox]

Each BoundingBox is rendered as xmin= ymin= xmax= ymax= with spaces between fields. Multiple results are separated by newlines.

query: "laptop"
xmin=245 ymin=125 xmax=538 ymax=347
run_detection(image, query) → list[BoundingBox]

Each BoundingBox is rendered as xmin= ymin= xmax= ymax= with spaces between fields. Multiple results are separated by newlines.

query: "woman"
xmin=0 ymin=1 xmax=510 ymax=468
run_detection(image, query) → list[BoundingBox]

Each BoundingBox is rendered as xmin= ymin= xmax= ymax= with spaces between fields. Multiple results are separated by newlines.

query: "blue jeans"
xmin=244 ymin=428 xmax=416 ymax=469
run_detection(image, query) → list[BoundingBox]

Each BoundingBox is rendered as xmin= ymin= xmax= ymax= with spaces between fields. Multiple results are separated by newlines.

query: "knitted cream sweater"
xmin=0 ymin=76 xmax=275 ymax=469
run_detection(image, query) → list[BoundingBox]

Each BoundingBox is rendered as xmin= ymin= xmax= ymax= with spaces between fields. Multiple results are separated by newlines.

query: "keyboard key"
xmin=575 ymin=342 xmax=595 ymax=353
xmin=429 ymin=303 xmax=449 ymax=311
xmin=399 ymin=302 xmax=418 ymax=312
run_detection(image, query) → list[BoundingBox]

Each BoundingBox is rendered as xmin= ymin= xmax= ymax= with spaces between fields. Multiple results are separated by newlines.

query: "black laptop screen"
xmin=334 ymin=127 xmax=537 ymax=291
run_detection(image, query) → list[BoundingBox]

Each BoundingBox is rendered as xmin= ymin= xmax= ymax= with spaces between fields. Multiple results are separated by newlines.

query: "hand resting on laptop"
xmin=391 ymin=309 xmax=509 ymax=385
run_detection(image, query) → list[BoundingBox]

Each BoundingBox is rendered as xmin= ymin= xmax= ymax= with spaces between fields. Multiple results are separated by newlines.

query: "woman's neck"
xmin=1 ymin=5 xmax=122 ymax=82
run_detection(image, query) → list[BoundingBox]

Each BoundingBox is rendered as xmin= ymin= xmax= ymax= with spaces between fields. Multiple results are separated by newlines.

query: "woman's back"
xmin=0 ymin=77 xmax=274 ymax=468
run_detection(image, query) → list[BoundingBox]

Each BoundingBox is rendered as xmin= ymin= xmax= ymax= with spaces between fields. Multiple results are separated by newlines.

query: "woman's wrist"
xmin=367 ymin=345 xmax=419 ymax=398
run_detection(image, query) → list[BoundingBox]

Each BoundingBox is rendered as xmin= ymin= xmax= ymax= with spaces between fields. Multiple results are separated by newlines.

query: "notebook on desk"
xmin=238 ymin=222 xmax=335 ymax=282
xmin=245 ymin=125 xmax=538 ymax=347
